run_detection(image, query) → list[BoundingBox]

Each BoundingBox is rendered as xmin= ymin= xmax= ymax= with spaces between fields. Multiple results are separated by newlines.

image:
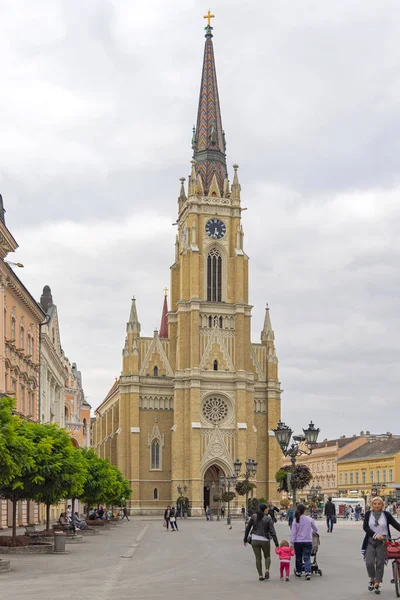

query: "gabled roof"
xmin=337 ymin=438 xmax=400 ymax=462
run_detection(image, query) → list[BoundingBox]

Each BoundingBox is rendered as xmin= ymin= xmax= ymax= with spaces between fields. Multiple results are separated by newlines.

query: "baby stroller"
xmin=296 ymin=533 xmax=323 ymax=576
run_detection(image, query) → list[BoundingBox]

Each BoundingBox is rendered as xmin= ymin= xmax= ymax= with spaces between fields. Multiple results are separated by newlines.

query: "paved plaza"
xmin=0 ymin=518 xmax=384 ymax=600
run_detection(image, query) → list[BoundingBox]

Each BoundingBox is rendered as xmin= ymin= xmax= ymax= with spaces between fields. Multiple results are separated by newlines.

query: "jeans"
xmin=366 ymin=539 xmax=386 ymax=583
xmin=251 ymin=540 xmax=271 ymax=576
xmin=294 ymin=541 xmax=312 ymax=574
xmin=170 ymin=520 xmax=178 ymax=530
xmin=326 ymin=515 xmax=334 ymax=532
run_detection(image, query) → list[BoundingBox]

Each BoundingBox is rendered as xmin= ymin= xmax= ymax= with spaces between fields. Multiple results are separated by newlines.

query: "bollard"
xmin=54 ymin=531 xmax=66 ymax=553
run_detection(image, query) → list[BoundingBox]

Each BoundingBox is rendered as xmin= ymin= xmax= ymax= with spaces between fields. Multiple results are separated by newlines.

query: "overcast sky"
xmin=3 ymin=0 xmax=400 ymax=439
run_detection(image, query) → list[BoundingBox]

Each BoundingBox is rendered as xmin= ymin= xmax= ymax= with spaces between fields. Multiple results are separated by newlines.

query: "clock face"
xmin=205 ymin=218 xmax=226 ymax=240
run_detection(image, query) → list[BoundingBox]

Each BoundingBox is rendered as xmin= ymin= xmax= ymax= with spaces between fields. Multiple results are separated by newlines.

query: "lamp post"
xmin=220 ymin=473 xmax=237 ymax=525
xmin=273 ymin=420 xmax=320 ymax=508
xmin=233 ymin=457 xmax=258 ymax=523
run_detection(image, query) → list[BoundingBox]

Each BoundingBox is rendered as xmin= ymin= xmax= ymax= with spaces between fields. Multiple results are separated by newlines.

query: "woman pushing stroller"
xmin=290 ymin=503 xmax=318 ymax=580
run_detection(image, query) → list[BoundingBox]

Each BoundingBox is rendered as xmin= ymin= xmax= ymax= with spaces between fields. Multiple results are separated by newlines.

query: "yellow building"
xmin=93 ymin=21 xmax=283 ymax=515
xmin=337 ymin=436 xmax=400 ymax=504
xmin=0 ymin=194 xmax=46 ymax=528
xmin=282 ymin=435 xmax=368 ymax=501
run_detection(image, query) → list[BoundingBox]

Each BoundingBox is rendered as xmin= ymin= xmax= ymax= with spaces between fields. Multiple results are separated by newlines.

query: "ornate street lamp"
xmin=273 ymin=420 xmax=320 ymax=508
xmin=234 ymin=458 xmax=258 ymax=523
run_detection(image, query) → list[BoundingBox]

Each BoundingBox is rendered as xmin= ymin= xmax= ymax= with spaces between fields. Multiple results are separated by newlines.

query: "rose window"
xmin=202 ymin=397 xmax=229 ymax=424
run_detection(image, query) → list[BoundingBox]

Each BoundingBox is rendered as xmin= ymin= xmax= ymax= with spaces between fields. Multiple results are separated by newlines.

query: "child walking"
xmin=275 ymin=540 xmax=294 ymax=581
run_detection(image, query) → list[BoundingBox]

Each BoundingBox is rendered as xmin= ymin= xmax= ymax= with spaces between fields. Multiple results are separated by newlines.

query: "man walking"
xmin=324 ymin=497 xmax=336 ymax=533
xmin=267 ymin=499 xmax=280 ymax=523
xmin=122 ymin=506 xmax=129 ymax=521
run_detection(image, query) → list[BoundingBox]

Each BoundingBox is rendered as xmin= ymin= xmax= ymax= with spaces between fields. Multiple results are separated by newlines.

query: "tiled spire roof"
xmin=159 ymin=291 xmax=168 ymax=339
xmin=192 ymin=24 xmax=227 ymax=196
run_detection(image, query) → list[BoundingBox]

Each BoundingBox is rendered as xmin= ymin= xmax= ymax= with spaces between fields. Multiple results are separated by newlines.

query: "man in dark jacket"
xmin=324 ymin=497 xmax=336 ymax=533
xmin=267 ymin=499 xmax=280 ymax=523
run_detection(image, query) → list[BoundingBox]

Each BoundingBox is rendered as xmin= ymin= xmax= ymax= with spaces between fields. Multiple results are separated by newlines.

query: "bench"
xmin=25 ymin=525 xmax=43 ymax=541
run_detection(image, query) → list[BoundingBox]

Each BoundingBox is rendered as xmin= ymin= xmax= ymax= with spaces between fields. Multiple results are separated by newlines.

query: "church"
xmin=93 ymin=17 xmax=283 ymax=515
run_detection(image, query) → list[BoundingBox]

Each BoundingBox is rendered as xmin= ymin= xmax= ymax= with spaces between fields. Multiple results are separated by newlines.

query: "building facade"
xmin=64 ymin=359 xmax=91 ymax=448
xmin=0 ymin=195 xmax=46 ymax=528
xmin=337 ymin=436 xmax=400 ymax=504
xmin=282 ymin=435 xmax=368 ymax=501
xmin=39 ymin=285 xmax=65 ymax=426
xmin=93 ymin=23 xmax=283 ymax=515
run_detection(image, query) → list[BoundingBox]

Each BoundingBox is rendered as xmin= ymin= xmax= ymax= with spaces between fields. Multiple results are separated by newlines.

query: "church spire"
xmin=159 ymin=289 xmax=169 ymax=339
xmin=192 ymin=15 xmax=227 ymax=196
xmin=127 ymin=296 xmax=140 ymax=336
xmin=261 ymin=304 xmax=275 ymax=343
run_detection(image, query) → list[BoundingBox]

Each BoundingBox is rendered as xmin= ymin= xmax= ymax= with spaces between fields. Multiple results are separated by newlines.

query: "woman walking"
xmin=362 ymin=496 xmax=400 ymax=594
xmin=243 ymin=502 xmax=279 ymax=581
xmin=290 ymin=504 xmax=318 ymax=580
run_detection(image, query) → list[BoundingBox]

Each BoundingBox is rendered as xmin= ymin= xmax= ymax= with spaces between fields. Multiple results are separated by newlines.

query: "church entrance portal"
xmin=203 ymin=465 xmax=224 ymax=512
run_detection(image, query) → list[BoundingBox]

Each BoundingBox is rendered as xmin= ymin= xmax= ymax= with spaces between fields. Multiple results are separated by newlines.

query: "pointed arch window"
xmin=213 ymin=360 xmax=218 ymax=371
xmin=153 ymin=366 xmax=159 ymax=377
xmin=151 ymin=440 xmax=160 ymax=470
xmin=20 ymin=326 xmax=24 ymax=350
xmin=207 ymin=247 xmax=222 ymax=302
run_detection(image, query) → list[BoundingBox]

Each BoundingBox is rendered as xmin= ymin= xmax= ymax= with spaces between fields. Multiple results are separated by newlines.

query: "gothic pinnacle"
xmin=127 ymin=296 xmax=141 ymax=336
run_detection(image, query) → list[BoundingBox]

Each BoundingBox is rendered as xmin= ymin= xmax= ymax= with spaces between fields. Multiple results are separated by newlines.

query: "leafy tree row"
xmin=0 ymin=397 xmax=131 ymax=540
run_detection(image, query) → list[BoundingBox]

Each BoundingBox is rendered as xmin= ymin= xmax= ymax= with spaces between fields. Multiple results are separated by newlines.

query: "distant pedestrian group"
xmin=164 ymin=505 xmax=179 ymax=530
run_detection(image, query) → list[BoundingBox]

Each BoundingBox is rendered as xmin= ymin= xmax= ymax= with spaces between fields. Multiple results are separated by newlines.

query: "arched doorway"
xmin=203 ymin=464 xmax=224 ymax=511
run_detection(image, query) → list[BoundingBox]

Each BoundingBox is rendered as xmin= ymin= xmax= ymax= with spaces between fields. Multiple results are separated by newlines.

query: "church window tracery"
xmin=151 ymin=440 xmax=160 ymax=469
xmin=207 ymin=247 xmax=222 ymax=302
xmin=202 ymin=396 xmax=229 ymax=425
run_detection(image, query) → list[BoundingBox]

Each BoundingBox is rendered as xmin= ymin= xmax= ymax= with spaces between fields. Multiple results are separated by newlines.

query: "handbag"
xmin=386 ymin=541 xmax=400 ymax=559
xmin=163 ymin=521 xmax=166 ymax=528
xmin=333 ymin=516 xmax=337 ymax=524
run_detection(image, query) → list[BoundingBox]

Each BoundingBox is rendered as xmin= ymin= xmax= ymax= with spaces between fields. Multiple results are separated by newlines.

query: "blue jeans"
xmin=294 ymin=541 xmax=312 ymax=574
xmin=326 ymin=515 xmax=334 ymax=532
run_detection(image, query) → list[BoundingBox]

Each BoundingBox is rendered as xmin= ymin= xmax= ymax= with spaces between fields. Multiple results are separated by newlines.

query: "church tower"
xmin=93 ymin=17 xmax=282 ymax=515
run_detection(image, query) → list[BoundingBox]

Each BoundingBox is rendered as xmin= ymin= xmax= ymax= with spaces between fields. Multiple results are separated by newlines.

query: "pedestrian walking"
xmin=170 ymin=506 xmax=179 ymax=531
xmin=241 ymin=505 xmax=246 ymax=520
xmin=121 ymin=506 xmax=129 ymax=521
xmin=275 ymin=540 xmax=294 ymax=581
xmin=290 ymin=503 xmax=318 ymax=580
xmin=205 ymin=506 xmax=211 ymax=521
xmin=164 ymin=505 xmax=171 ymax=530
xmin=324 ymin=496 xmax=336 ymax=533
xmin=267 ymin=499 xmax=280 ymax=523
xmin=287 ymin=504 xmax=294 ymax=528
xmin=362 ymin=496 xmax=400 ymax=595
xmin=221 ymin=506 xmax=225 ymax=519
xmin=243 ymin=502 xmax=279 ymax=581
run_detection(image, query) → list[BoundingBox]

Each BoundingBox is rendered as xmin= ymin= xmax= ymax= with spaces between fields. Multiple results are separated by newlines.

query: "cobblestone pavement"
xmin=0 ymin=517 xmax=389 ymax=600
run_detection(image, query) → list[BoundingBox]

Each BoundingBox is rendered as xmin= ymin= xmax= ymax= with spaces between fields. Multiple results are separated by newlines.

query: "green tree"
xmin=105 ymin=466 xmax=131 ymax=509
xmin=78 ymin=449 xmax=117 ymax=517
xmin=0 ymin=397 xmax=24 ymax=485
xmin=0 ymin=417 xmax=38 ymax=540
xmin=29 ymin=425 xmax=87 ymax=530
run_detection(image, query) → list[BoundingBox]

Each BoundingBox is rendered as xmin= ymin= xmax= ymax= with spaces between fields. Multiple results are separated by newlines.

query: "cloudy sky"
xmin=3 ymin=0 xmax=400 ymax=439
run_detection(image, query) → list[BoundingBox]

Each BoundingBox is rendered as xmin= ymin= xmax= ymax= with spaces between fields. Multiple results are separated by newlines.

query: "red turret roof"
xmin=159 ymin=294 xmax=168 ymax=338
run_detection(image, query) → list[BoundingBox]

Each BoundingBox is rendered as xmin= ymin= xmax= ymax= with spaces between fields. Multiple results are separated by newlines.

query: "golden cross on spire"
xmin=164 ymin=287 xmax=168 ymax=297
xmin=204 ymin=9 xmax=215 ymax=26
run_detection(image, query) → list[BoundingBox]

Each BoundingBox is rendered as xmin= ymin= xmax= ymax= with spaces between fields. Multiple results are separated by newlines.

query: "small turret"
xmin=159 ymin=289 xmax=169 ymax=339
xmin=231 ymin=164 xmax=241 ymax=202
xmin=261 ymin=304 xmax=274 ymax=343
xmin=127 ymin=297 xmax=140 ymax=337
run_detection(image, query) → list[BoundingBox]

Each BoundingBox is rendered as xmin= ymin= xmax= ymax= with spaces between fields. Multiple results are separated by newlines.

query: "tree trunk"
xmin=71 ymin=497 xmax=75 ymax=520
xmin=12 ymin=497 xmax=17 ymax=541
xmin=46 ymin=502 xmax=51 ymax=532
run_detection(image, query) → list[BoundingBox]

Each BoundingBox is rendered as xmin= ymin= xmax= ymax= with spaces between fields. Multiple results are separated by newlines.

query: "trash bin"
xmin=54 ymin=531 xmax=66 ymax=553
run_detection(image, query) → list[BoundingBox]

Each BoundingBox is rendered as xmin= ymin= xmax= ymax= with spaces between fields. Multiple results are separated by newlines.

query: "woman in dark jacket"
xmin=244 ymin=503 xmax=279 ymax=581
xmin=362 ymin=497 xmax=400 ymax=594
